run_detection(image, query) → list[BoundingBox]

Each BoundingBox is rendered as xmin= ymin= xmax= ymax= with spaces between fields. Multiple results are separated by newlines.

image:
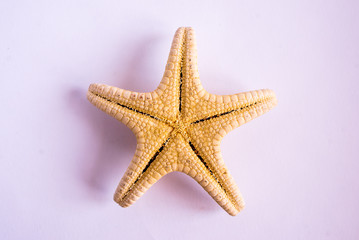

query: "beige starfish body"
xmin=87 ymin=27 xmax=277 ymax=216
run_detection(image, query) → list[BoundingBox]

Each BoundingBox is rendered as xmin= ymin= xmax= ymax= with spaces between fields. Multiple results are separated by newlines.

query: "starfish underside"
xmin=87 ymin=27 xmax=277 ymax=216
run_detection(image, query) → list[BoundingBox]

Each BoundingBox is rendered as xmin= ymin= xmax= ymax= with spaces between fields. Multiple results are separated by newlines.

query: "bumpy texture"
xmin=87 ymin=27 xmax=277 ymax=216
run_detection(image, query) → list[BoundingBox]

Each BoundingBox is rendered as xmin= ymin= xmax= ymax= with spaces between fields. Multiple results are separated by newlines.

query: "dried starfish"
xmin=87 ymin=27 xmax=277 ymax=216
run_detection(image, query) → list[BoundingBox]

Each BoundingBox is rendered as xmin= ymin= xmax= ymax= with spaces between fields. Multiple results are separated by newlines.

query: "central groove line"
xmin=191 ymin=101 xmax=259 ymax=124
xmin=179 ymin=29 xmax=186 ymax=114
xmin=94 ymin=93 xmax=163 ymax=121
xmin=188 ymin=141 xmax=228 ymax=195
xmin=142 ymin=137 xmax=171 ymax=174
xmin=192 ymin=109 xmax=238 ymax=124
xmin=179 ymin=70 xmax=183 ymax=113
xmin=121 ymin=137 xmax=171 ymax=200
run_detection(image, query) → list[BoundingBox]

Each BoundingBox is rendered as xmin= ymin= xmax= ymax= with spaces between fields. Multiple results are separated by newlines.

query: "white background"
xmin=1 ymin=0 xmax=359 ymax=239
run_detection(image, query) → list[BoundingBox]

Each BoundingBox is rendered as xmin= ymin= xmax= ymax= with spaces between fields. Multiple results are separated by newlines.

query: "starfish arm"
xmin=113 ymin=135 xmax=180 ymax=207
xmin=173 ymin=134 xmax=244 ymax=216
xmin=185 ymin=129 xmax=246 ymax=215
xmin=113 ymin=134 xmax=186 ymax=207
xmin=179 ymin=27 xmax=201 ymax=120
xmin=189 ymin=89 xmax=278 ymax=124
xmin=175 ymin=135 xmax=245 ymax=216
xmin=113 ymin=135 xmax=173 ymax=207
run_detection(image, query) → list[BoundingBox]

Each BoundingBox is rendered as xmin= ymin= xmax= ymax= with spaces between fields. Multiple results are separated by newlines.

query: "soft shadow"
xmin=69 ymin=35 xmax=162 ymax=198
xmin=158 ymin=172 xmax=218 ymax=212
xmin=70 ymin=87 xmax=135 ymax=197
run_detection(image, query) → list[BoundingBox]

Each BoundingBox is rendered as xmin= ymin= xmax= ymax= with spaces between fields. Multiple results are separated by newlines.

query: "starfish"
xmin=87 ymin=27 xmax=277 ymax=216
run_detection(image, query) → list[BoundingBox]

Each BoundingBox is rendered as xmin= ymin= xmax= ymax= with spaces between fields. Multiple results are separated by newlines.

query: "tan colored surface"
xmin=87 ymin=27 xmax=277 ymax=216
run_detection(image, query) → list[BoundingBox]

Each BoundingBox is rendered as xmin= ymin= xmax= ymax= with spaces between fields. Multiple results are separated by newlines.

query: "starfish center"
xmin=170 ymin=117 xmax=189 ymax=138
